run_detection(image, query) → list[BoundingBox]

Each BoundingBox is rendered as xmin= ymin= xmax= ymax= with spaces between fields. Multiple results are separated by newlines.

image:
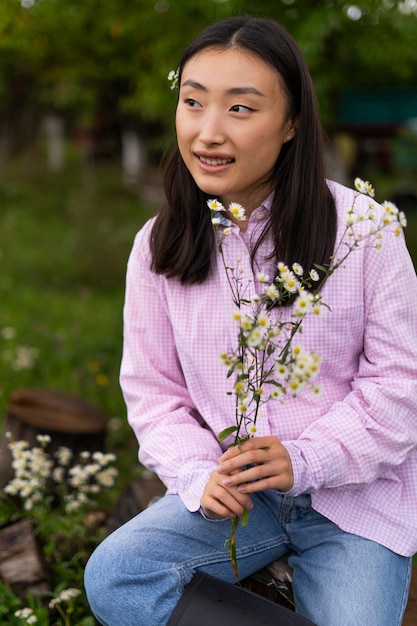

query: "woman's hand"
xmin=217 ymin=436 xmax=294 ymax=494
xmin=201 ymin=468 xmax=254 ymax=520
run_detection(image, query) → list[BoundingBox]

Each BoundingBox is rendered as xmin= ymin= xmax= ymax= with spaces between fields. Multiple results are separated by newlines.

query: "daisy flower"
xmin=228 ymin=202 xmax=246 ymax=221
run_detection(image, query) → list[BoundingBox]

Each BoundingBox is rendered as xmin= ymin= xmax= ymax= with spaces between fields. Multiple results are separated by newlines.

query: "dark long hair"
xmin=151 ymin=16 xmax=337 ymax=294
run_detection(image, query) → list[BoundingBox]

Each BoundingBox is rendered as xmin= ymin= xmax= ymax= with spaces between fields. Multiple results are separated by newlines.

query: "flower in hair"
xmin=167 ymin=69 xmax=179 ymax=90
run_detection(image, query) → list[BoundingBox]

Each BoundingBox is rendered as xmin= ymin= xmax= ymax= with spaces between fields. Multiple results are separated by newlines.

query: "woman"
xmin=85 ymin=16 xmax=417 ymax=626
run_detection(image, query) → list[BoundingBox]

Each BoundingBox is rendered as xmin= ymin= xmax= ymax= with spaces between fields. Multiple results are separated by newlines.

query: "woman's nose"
xmin=199 ymin=111 xmax=225 ymax=145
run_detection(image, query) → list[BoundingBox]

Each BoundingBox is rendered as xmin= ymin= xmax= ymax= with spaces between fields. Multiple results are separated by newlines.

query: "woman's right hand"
xmin=201 ymin=468 xmax=253 ymax=519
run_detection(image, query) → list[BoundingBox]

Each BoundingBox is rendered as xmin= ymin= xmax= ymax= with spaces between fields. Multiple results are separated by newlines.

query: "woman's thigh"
xmin=288 ymin=508 xmax=412 ymax=626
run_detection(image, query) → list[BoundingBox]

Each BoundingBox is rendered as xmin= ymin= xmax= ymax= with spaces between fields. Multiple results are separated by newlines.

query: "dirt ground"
xmin=403 ymin=566 xmax=416 ymax=626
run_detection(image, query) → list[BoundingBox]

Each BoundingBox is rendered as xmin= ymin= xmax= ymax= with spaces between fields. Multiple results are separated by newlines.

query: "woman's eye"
xmin=230 ymin=104 xmax=252 ymax=113
xmin=184 ymin=98 xmax=202 ymax=108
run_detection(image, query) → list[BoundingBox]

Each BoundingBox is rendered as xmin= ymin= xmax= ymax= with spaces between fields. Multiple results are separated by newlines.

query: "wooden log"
xmin=0 ymin=388 xmax=108 ymax=488
xmin=0 ymin=518 xmax=49 ymax=597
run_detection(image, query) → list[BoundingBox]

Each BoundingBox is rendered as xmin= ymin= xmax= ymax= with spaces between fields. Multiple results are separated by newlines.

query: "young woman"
xmin=85 ymin=16 xmax=417 ymax=626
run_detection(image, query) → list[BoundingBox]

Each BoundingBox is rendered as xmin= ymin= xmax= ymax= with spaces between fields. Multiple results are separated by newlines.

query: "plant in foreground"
xmin=208 ymin=179 xmax=407 ymax=577
xmin=1 ymin=433 xmax=119 ymax=624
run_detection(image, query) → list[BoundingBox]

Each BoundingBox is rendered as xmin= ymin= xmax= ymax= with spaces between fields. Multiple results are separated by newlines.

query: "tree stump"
xmin=0 ymin=518 xmax=49 ymax=599
xmin=0 ymin=388 xmax=108 ymax=488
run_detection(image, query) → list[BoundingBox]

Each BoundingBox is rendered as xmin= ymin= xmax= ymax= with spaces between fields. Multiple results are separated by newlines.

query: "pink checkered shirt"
xmin=120 ymin=180 xmax=417 ymax=556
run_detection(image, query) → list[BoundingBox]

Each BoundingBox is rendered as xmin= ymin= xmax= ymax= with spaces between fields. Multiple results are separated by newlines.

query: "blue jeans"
xmin=84 ymin=492 xmax=411 ymax=626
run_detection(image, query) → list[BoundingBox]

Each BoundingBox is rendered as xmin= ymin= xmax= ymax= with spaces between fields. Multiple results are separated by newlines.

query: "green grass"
xmin=0 ymin=146 xmax=156 ymax=475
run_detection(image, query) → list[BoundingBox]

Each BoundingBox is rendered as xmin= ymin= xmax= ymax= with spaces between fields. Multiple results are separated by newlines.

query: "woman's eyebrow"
xmin=181 ymin=79 xmax=266 ymax=97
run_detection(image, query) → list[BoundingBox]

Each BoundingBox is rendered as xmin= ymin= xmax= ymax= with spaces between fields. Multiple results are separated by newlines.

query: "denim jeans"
xmin=84 ymin=492 xmax=411 ymax=626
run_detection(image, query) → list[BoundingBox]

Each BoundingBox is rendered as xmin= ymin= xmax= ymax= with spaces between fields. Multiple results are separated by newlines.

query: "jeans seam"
xmin=180 ymin=535 xmax=289 ymax=571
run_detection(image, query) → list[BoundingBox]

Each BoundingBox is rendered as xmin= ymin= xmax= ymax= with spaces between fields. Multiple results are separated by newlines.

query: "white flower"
xmin=365 ymin=181 xmax=375 ymax=197
xmin=167 ymin=69 xmax=179 ymax=90
xmin=36 ymin=434 xmax=51 ymax=447
xmin=52 ymin=466 xmax=65 ymax=483
xmin=354 ymin=177 xmax=374 ymax=197
xmin=264 ymin=284 xmax=279 ymax=300
xmin=275 ymin=361 xmax=288 ymax=378
xmin=49 ymin=587 xmax=81 ymax=609
xmin=92 ymin=451 xmax=117 ymax=465
xmin=246 ymin=326 xmax=265 ymax=348
xmin=240 ymin=315 xmax=253 ymax=331
xmin=55 ymin=446 xmax=73 ymax=466
xmin=257 ymin=312 xmax=270 ymax=327
xmin=292 ymin=263 xmax=303 ymax=276
xmin=344 ymin=209 xmax=358 ymax=226
xmin=207 ymin=198 xmax=225 ymax=212
xmin=399 ymin=211 xmax=407 ymax=228
xmin=294 ymin=290 xmax=313 ymax=317
xmin=12 ymin=346 xmax=39 ymax=370
xmin=1 ymin=326 xmax=16 ymax=339
xmin=354 ymin=177 xmax=366 ymax=193
xmin=256 ymin=272 xmax=269 ymax=283
xmin=15 ymin=607 xmax=37 ymax=623
xmin=228 ymin=202 xmax=246 ymax=221
xmin=280 ymin=270 xmax=299 ymax=293
xmin=270 ymin=388 xmax=282 ymax=400
xmin=309 ymin=269 xmax=320 ymax=282
xmin=96 ymin=467 xmax=118 ymax=487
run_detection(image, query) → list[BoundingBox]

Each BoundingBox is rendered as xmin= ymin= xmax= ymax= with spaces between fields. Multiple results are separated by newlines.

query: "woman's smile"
xmin=176 ymin=47 xmax=296 ymax=215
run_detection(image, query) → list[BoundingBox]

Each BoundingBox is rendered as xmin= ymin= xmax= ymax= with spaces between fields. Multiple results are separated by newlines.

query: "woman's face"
xmin=176 ymin=46 xmax=296 ymax=214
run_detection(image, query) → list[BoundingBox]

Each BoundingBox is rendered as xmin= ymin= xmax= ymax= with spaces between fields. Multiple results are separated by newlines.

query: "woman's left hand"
xmin=217 ymin=436 xmax=294 ymax=494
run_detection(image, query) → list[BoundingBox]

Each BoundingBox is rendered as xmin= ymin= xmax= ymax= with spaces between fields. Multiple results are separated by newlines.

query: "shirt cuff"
xmin=282 ymin=440 xmax=325 ymax=496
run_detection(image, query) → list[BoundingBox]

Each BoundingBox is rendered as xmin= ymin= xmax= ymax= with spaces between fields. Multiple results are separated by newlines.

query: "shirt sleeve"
xmin=284 ymin=227 xmax=417 ymax=496
xmin=120 ymin=223 xmax=222 ymax=512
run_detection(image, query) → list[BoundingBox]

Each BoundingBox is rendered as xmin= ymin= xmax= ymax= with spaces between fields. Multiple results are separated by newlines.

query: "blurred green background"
xmin=1 ymin=0 xmax=417 ymax=475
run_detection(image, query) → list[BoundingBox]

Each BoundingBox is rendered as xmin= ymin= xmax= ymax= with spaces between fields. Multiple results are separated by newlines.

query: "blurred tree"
xmin=0 ymin=0 xmax=416 ymax=154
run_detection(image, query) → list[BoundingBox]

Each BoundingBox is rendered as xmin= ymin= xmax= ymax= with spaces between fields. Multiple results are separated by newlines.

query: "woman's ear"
xmin=284 ymin=118 xmax=298 ymax=142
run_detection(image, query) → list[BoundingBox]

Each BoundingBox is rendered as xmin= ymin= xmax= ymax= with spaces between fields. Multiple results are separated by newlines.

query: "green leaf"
xmin=217 ymin=426 xmax=239 ymax=442
xmin=241 ymin=508 xmax=250 ymax=527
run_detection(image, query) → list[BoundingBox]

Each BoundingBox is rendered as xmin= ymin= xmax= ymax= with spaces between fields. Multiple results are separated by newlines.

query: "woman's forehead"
xmin=181 ymin=47 xmax=284 ymax=94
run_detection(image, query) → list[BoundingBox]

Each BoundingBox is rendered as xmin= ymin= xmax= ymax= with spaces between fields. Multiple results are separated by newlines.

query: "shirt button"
xmin=256 ymin=211 xmax=265 ymax=220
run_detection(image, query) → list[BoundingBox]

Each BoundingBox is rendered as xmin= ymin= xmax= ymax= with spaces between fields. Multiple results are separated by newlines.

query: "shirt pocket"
xmin=304 ymin=303 xmax=365 ymax=381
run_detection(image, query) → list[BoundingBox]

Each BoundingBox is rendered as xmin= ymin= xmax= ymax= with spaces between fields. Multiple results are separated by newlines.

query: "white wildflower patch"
xmin=3 ymin=433 xmax=118 ymax=515
xmin=1 ymin=326 xmax=16 ymax=340
xmin=49 ymin=587 xmax=81 ymax=609
xmin=15 ymin=607 xmax=38 ymax=624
